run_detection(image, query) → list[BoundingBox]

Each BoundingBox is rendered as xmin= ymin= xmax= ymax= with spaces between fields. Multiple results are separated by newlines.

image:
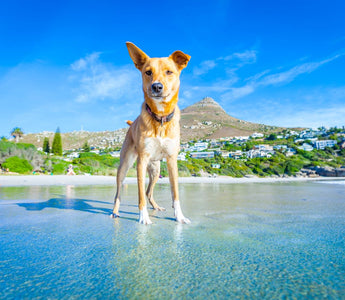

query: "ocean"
xmin=1 ymin=181 xmax=344 ymax=299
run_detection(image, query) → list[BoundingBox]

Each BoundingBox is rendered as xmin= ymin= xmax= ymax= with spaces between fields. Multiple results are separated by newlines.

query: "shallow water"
xmin=1 ymin=181 xmax=345 ymax=299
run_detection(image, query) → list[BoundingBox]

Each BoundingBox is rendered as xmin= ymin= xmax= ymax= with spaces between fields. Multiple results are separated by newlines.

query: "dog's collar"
xmin=145 ymin=103 xmax=175 ymax=126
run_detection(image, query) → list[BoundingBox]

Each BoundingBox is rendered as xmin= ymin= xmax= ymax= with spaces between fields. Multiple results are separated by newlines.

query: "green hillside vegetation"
xmin=71 ymin=152 xmax=120 ymax=175
xmin=1 ymin=137 xmax=344 ymax=176
xmin=3 ymin=156 xmax=33 ymax=174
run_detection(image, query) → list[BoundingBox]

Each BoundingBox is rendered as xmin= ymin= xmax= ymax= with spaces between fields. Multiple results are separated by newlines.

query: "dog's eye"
xmin=166 ymin=70 xmax=173 ymax=75
xmin=145 ymin=70 xmax=152 ymax=76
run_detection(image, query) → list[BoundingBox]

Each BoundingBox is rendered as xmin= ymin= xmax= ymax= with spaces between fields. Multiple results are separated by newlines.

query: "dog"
xmin=110 ymin=42 xmax=191 ymax=224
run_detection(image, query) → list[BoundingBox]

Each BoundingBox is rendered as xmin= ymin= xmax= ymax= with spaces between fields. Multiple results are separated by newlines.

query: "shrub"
xmin=3 ymin=156 xmax=33 ymax=174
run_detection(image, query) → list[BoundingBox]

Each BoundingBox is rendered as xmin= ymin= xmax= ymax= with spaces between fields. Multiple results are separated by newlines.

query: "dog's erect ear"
xmin=126 ymin=42 xmax=149 ymax=71
xmin=170 ymin=50 xmax=191 ymax=70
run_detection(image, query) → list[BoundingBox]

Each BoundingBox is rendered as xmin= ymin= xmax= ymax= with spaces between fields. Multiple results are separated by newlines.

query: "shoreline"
xmin=1 ymin=174 xmax=345 ymax=187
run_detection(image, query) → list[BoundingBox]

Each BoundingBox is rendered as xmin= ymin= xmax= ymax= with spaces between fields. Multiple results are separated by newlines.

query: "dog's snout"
xmin=151 ymin=82 xmax=163 ymax=94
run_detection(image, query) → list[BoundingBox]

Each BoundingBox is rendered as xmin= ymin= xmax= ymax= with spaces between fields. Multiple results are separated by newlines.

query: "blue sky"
xmin=1 ymin=0 xmax=345 ymax=137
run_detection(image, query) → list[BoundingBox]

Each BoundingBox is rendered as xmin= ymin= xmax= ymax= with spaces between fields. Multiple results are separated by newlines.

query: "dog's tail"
xmin=126 ymin=120 xmax=133 ymax=126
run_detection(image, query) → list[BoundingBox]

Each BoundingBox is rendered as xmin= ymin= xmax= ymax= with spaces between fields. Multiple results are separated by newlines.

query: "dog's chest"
xmin=144 ymin=137 xmax=178 ymax=160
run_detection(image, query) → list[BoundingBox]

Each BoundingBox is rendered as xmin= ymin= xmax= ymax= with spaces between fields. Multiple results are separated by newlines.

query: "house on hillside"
xmin=177 ymin=153 xmax=186 ymax=161
xmin=251 ymin=132 xmax=264 ymax=138
xmin=298 ymin=143 xmax=314 ymax=151
xmin=285 ymin=148 xmax=297 ymax=157
xmin=254 ymin=144 xmax=273 ymax=151
xmin=220 ymin=151 xmax=230 ymax=158
xmin=229 ymin=150 xmax=243 ymax=159
xmin=314 ymin=140 xmax=337 ymax=150
xmin=190 ymin=152 xmax=214 ymax=159
xmin=246 ymin=149 xmax=273 ymax=159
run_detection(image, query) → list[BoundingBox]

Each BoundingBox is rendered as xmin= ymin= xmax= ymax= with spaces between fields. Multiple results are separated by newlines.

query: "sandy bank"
xmin=1 ymin=175 xmax=344 ymax=187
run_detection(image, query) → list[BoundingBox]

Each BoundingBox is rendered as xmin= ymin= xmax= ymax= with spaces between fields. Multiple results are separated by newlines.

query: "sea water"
xmin=0 ymin=181 xmax=344 ymax=299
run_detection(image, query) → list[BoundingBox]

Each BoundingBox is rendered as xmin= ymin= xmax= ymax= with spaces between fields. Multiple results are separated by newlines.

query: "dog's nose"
xmin=151 ymin=82 xmax=163 ymax=94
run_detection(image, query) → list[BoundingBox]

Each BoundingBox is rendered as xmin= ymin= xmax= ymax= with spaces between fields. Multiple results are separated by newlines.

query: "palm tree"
xmin=11 ymin=127 xmax=24 ymax=143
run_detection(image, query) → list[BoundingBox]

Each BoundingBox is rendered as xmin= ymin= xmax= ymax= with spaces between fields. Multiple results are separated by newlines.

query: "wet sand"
xmin=0 ymin=174 xmax=345 ymax=186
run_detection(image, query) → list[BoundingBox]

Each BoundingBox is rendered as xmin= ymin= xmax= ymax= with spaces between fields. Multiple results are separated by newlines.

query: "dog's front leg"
xmin=167 ymin=156 xmax=191 ymax=224
xmin=137 ymin=154 xmax=152 ymax=224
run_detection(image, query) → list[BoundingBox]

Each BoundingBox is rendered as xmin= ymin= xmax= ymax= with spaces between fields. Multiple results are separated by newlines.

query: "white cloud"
xmin=220 ymin=52 xmax=345 ymax=102
xmin=70 ymin=52 xmax=141 ymax=103
xmin=70 ymin=52 xmax=101 ymax=71
xmin=220 ymin=85 xmax=254 ymax=102
xmin=224 ymin=50 xmax=257 ymax=64
xmin=193 ymin=60 xmax=217 ymax=75
xmin=257 ymin=56 xmax=339 ymax=86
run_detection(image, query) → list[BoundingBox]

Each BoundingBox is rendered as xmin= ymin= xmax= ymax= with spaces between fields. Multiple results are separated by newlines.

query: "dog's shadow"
xmin=17 ymin=197 xmax=111 ymax=215
xmin=17 ymin=197 xmax=176 ymax=223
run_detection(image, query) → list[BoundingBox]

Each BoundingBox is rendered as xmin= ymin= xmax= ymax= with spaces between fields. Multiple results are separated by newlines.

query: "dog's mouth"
xmin=149 ymin=93 xmax=170 ymax=101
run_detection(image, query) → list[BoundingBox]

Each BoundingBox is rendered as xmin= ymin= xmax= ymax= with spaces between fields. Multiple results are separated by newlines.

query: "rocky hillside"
xmin=19 ymin=97 xmax=289 ymax=149
xmin=179 ymin=97 xmax=282 ymax=141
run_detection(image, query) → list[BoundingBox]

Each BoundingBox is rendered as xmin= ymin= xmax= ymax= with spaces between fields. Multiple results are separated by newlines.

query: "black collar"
xmin=145 ymin=103 xmax=175 ymax=126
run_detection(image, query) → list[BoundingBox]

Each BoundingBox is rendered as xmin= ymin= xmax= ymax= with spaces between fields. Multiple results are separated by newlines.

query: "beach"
xmin=1 ymin=174 xmax=345 ymax=186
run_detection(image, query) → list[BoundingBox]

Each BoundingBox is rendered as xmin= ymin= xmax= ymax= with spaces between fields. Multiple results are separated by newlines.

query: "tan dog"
xmin=110 ymin=42 xmax=191 ymax=224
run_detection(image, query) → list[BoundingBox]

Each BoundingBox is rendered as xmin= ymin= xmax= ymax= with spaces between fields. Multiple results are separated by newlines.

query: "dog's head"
xmin=126 ymin=42 xmax=190 ymax=115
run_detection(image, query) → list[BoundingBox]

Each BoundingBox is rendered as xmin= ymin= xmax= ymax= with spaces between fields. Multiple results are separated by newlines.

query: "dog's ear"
xmin=126 ymin=42 xmax=149 ymax=71
xmin=170 ymin=51 xmax=191 ymax=70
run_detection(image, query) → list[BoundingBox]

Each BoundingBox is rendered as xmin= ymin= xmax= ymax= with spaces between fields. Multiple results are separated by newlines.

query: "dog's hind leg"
xmin=146 ymin=160 xmax=166 ymax=211
xmin=110 ymin=137 xmax=137 ymax=218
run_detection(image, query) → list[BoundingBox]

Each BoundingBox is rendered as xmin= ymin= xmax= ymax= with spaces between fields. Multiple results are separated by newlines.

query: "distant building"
xmin=177 ymin=153 xmax=186 ymax=161
xmin=194 ymin=142 xmax=209 ymax=148
xmin=229 ymin=150 xmax=243 ymax=159
xmin=285 ymin=148 xmax=297 ymax=157
xmin=220 ymin=151 xmax=230 ymax=158
xmin=190 ymin=152 xmax=214 ymax=159
xmin=314 ymin=140 xmax=337 ymax=150
xmin=211 ymin=163 xmax=220 ymax=169
xmin=254 ymin=144 xmax=273 ymax=151
xmin=251 ymin=132 xmax=264 ymax=138
xmin=109 ymin=151 xmax=121 ymax=157
xmin=246 ymin=149 xmax=273 ymax=159
xmin=298 ymin=143 xmax=314 ymax=151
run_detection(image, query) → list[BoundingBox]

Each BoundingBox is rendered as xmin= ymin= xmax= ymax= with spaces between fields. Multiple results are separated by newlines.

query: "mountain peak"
xmin=182 ymin=97 xmax=226 ymax=114
xmin=180 ymin=97 xmax=281 ymax=142
xmin=191 ymin=97 xmax=224 ymax=110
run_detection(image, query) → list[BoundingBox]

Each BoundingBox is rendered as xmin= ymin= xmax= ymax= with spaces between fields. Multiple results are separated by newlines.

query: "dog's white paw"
xmin=154 ymin=206 xmax=166 ymax=211
xmin=176 ymin=215 xmax=191 ymax=224
xmin=173 ymin=201 xmax=191 ymax=224
xmin=139 ymin=207 xmax=153 ymax=225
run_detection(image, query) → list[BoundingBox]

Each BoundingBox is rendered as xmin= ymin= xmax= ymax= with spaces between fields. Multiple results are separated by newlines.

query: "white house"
xmin=251 ymin=132 xmax=264 ymax=138
xmin=190 ymin=152 xmax=214 ymax=159
xmin=177 ymin=153 xmax=187 ymax=161
xmin=254 ymin=144 xmax=273 ymax=151
xmin=298 ymin=143 xmax=314 ymax=151
xmin=229 ymin=150 xmax=243 ymax=159
xmin=314 ymin=140 xmax=337 ymax=150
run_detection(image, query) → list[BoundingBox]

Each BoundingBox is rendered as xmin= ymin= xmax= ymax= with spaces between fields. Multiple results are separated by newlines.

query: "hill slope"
xmin=180 ymin=97 xmax=281 ymax=141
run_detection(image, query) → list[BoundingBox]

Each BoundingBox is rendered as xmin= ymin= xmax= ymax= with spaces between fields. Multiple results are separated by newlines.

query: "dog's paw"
xmin=176 ymin=215 xmax=191 ymax=224
xmin=110 ymin=213 xmax=120 ymax=218
xmin=139 ymin=207 xmax=153 ymax=225
xmin=154 ymin=206 xmax=166 ymax=211
xmin=173 ymin=201 xmax=191 ymax=224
